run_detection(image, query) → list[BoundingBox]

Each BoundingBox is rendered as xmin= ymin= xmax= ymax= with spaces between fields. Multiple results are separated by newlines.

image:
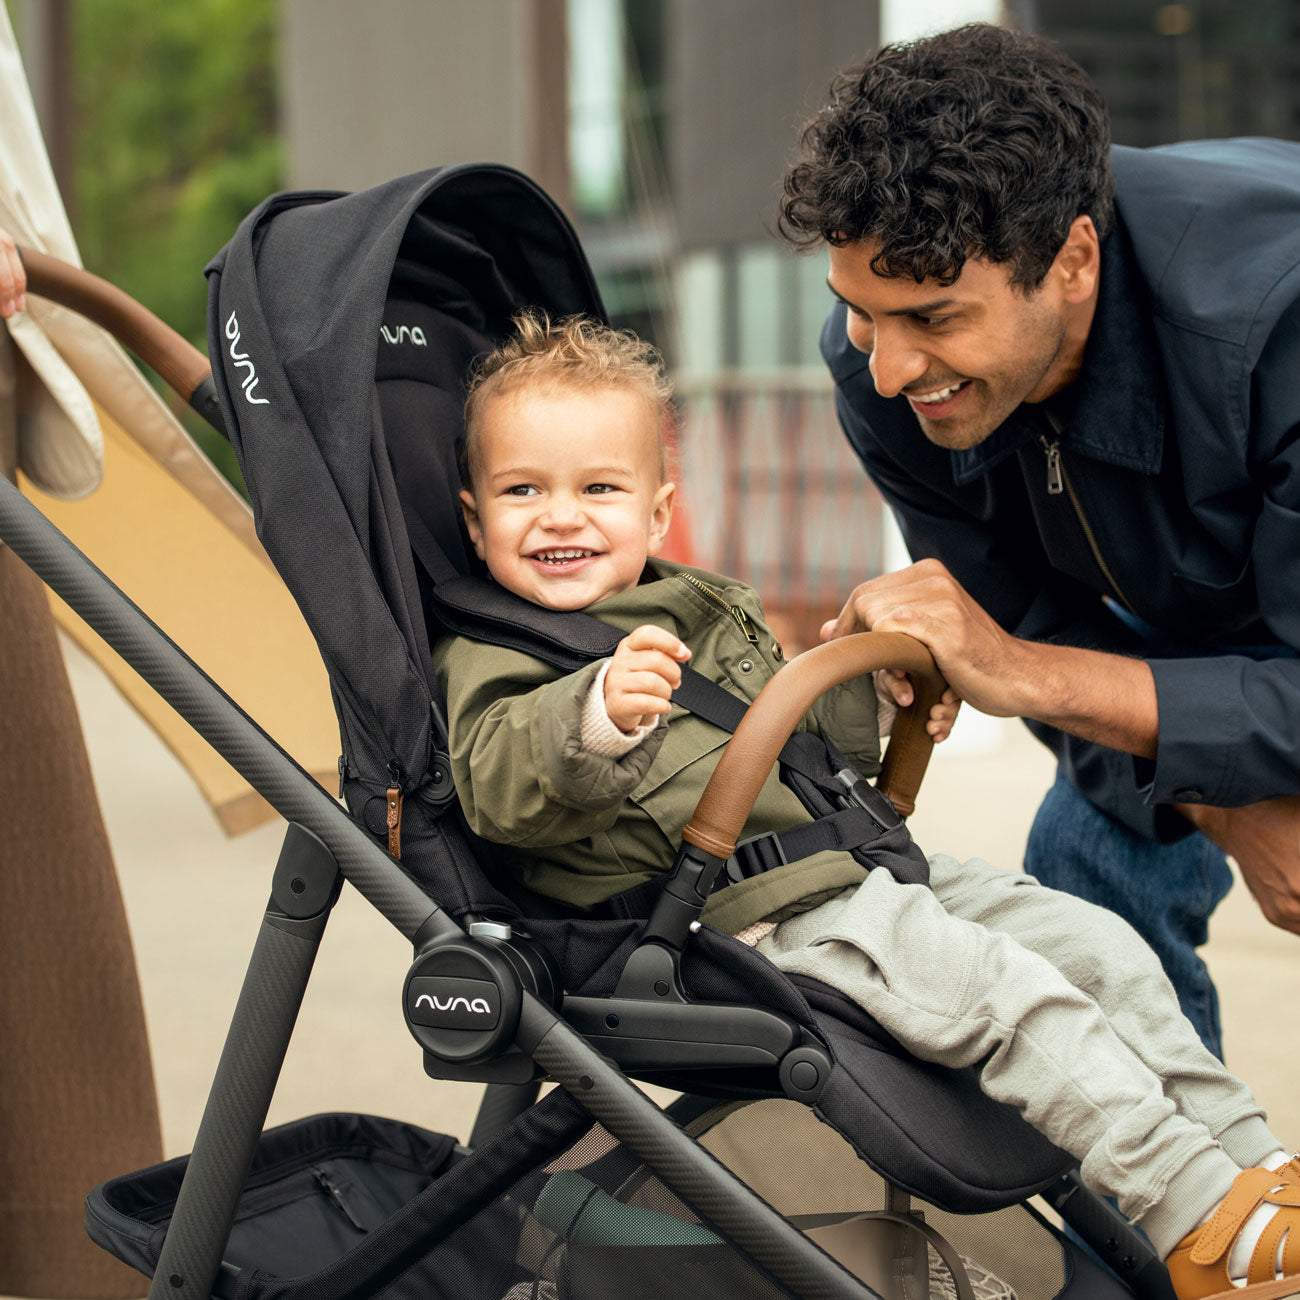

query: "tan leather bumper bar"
xmin=19 ymin=245 xmax=212 ymax=403
xmin=682 ymin=631 xmax=946 ymax=860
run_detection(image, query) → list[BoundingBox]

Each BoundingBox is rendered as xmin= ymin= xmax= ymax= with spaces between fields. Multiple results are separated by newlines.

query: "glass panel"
xmin=737 ymin=243 xmax=783 ymax=372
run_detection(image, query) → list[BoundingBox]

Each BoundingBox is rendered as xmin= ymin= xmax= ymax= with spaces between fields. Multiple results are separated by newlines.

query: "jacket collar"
xmin=948 ymin=222 xmax=1166 ymax=486
xmin=589 ymin=559 xmax=748 ymax=638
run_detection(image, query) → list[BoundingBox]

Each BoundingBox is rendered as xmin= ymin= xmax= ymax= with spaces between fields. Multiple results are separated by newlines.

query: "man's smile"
xmin=906 ymin=379 xmax=973 ymax=417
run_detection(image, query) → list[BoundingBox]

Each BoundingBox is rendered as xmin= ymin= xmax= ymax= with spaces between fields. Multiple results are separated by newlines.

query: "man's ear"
xmin=646 ymin=481 xmax=676 ymax=556
xmin=459 ymin=488 xmax=487 ymax=561
xmin=1053 ymin=214 xmax=1101 ymax=304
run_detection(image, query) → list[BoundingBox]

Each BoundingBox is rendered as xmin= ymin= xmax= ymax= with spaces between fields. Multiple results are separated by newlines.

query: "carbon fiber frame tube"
xmin=146 ymin=904 xmax=326 ymax=1300
xmin=518 ymin=994 xmax=881 ymax=1300
xmin=0 ymin=474 xmax=446 ymax=942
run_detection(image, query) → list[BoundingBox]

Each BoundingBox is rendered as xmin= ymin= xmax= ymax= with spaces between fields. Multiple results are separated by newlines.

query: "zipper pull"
xmin=386 ymin=760 xmax=404 ymax=860
xmin=337 ymin=754 xmax=349 ymax=799
xmin=1042 ymin=438 xmax=1064 ymax=495
xmin=310 ymin=1165 xmax=368 ymax=1231
xmin=732 ymin=606 xmax=760 ymax=644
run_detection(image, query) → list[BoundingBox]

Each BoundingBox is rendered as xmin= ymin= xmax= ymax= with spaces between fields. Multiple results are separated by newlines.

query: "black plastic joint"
xmin=642 ymin=843 xmax=725 ymax=949
xmin=269 ymin=823 xmax=342 ymax=920
xmin=835 ymin=768 xmax=903 ymax=830
xmin=727 ymin=830 xmax=787 ymax=882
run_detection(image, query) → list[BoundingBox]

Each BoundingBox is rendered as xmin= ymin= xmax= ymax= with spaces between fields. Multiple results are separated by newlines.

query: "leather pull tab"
xmin=386 ymin=786 xmax=404 ymax=860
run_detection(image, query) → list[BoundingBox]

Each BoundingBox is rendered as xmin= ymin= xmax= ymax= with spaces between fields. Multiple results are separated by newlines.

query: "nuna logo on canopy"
xmin=225 ymin=312 xmax=270 ymax=406
xmin=380 ymin=323 xmax=428 ymax=346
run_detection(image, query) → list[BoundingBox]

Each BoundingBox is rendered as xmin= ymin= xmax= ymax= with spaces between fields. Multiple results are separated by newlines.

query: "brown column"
xmin=0 ymin=537 xmax=163 ymax=1296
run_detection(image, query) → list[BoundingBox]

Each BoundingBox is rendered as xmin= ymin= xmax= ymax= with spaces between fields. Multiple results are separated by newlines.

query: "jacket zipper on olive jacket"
xmin=678 ymin=572 xmax=761 ymax=644
xmin=1040 ymin=436 xmax=1137 ymax=616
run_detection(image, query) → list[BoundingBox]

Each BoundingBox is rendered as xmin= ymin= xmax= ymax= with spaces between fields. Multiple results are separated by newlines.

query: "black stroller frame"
xmin=2 ymin=165 xmax=1175 ymax=1300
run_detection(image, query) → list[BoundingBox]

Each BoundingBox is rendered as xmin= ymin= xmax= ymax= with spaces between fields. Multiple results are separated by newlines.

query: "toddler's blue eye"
xmin=586 ymin=483 xmax=618 ymax=495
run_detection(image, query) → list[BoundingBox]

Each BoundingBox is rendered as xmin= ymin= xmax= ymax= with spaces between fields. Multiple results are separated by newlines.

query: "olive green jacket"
xmin=433 ymin=559 xmax=882 ymax=934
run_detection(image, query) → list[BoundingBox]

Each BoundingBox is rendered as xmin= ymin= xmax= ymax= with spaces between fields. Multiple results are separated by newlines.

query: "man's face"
xmin=827 ymin=240 xmax=1074 ymax=450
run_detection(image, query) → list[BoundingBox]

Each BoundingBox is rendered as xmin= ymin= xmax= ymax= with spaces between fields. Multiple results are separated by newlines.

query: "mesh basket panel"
xmin=694 ymin=1098 xmax=1071 ymax=1300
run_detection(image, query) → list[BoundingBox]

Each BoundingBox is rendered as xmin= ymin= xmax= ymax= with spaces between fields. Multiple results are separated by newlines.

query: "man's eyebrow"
xmin=827 ymin=281 xmax=959 ymax=318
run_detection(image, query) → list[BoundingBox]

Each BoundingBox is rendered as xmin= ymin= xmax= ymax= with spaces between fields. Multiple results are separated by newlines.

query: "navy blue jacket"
xmin=826 ymin=140 xmax=1300 ymax=840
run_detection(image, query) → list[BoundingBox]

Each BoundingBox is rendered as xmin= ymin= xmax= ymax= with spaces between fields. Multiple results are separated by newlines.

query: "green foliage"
xmin=66 ymin=0 xmax=282 ymax=485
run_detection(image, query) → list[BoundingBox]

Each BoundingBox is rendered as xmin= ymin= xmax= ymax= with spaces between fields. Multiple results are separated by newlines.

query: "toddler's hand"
xmin=877 ymin=669 xmax=962 ymax=743
xmin=605 ymin=624 xmax=691 ymax=733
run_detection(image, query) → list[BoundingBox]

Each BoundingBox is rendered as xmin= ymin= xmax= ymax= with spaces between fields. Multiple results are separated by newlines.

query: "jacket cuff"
xmin=1139 ymin=657 xmax=1243 ymax=806
xmin=581 ymin=661 xmax=659 ymax=757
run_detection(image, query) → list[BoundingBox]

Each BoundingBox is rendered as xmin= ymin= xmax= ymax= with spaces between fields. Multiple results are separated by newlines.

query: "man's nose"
xmin=866 ymin=327 xmax=929 ymax=400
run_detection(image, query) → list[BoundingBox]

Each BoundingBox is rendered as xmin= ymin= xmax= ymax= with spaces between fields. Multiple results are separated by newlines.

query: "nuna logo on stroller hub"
xmin=407 ymin=975 xmax=500 ymax=1030
xmin=379 ymin=323 xmax=428 ymax=346
xmin=224 ymin=312 xmax=270 ymax=406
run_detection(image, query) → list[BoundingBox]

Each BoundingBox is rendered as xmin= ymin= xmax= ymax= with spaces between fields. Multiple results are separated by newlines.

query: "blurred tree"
xmin=58 ymin=0 xmax=282 ymax=486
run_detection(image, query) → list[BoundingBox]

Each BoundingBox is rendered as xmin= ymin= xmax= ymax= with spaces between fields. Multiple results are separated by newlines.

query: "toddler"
xmin=433 ymin=313 xmax=1300 ymax=1300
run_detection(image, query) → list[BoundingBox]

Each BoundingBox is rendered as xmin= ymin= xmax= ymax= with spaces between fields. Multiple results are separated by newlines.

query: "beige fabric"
xmin=0 ymin=5 xmax=100 ymax=496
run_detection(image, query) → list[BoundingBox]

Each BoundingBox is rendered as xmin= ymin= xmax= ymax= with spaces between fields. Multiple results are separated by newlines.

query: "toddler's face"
xmin=461 ymin=384 xmax=674 ymax=611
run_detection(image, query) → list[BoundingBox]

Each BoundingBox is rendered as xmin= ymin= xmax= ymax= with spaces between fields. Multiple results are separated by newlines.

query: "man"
xmin=779 ymin=22 xmax=1300 ymax=1058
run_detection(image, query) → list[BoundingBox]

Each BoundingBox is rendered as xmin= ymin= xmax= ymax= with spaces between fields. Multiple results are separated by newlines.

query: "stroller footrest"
xmin=562 ymin=994 xmax=801 ymax=1071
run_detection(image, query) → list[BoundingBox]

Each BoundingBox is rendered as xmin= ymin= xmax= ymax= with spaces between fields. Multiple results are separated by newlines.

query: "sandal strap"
xmin=1247 ymin=1197 xmax=1300 ymax=1285
xmin=1192 ymin=1170 xmax=1295 ymax=1267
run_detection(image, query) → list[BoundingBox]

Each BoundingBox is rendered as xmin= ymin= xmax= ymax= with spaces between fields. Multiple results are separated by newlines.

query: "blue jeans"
xmin=1024 ymin=771 xmax=1234 ymax=1061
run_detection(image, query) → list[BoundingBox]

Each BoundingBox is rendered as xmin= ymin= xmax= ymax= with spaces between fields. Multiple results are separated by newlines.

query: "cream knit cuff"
xmin=580 ymin=660 xmax=659 ymax=757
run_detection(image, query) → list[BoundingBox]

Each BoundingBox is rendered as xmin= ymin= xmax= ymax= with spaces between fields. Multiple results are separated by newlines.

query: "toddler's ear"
xmin=459 ymin=489 xmax=487 ymax=561
xmin=647 ymin=481 xmax=676 ymax=556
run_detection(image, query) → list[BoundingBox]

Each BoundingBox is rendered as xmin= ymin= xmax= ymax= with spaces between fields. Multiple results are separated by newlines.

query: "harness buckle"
xmin=834 ymin=768 xmax=904 ymax=831
xmin=725 ymin=830 xmax=789 ymax=884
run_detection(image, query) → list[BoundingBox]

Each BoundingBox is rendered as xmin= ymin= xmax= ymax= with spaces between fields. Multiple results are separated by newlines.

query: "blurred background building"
xmin=9 ymin=0 xmax=1300 ymax=643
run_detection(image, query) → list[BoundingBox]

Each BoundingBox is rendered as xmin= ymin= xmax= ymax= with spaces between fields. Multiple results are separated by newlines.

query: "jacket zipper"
xmin=310 ymin=1165 xmax=368 ymax=1231
xmin=385 ymin=759 xmax=405 ymax=860
xmin=1040 ymin=436 xmax=1137 ymax=616
xmin=679 ymin=573 xmax=760 ymax=644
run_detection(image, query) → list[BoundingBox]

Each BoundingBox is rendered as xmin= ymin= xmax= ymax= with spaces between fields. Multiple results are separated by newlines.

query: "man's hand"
xmin=605 ymin=624 xmax=691 ymax=733
xmin=824 ymin=558 xmax=1159 ymax=758
xmin=1180 ymin=796 xmax=1300 ymax=935
xmin=822 ymin=559 xmax=1038 ymax=719
xmin=0 ymin=227 xmax=26 ymax=318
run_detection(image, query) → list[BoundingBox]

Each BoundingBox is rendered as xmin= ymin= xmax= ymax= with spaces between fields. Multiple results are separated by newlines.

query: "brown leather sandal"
xmin=1166 ymin=1167 xmax=1300 ymax=1300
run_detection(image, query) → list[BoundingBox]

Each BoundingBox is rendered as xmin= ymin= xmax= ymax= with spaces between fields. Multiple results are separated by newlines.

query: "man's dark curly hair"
xmin=779 ymin=23 xmax=1115 ymax=289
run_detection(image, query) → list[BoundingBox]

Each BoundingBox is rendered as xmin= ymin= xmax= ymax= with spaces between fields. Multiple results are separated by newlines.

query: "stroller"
xmin=2 ymin=164 xmax=1175 ymax=1300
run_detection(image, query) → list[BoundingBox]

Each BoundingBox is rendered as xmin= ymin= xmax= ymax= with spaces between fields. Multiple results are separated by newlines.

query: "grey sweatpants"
xmin=755 ymin=855 xmax=1280 ymax=1256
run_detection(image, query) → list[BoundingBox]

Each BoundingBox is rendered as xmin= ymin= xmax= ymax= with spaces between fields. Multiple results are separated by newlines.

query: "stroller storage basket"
xmin=84 ymin=1098 xmax=803 ymax=1300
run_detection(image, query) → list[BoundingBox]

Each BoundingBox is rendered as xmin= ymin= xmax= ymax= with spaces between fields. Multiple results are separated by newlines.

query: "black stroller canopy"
xmin=206 ymin=164 xmax=605 ymax=826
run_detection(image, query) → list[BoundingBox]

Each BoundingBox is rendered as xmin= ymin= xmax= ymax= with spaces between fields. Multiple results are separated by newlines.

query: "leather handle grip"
xmin=17 ymin=246 xmax=212 ymax=402
xmin=682 ymin=631 xmax=946 ymax=860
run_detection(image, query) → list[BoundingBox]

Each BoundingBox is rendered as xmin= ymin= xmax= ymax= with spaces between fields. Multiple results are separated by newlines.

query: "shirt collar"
xmin=948 ymin=223 xmax=1166 ymax=486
